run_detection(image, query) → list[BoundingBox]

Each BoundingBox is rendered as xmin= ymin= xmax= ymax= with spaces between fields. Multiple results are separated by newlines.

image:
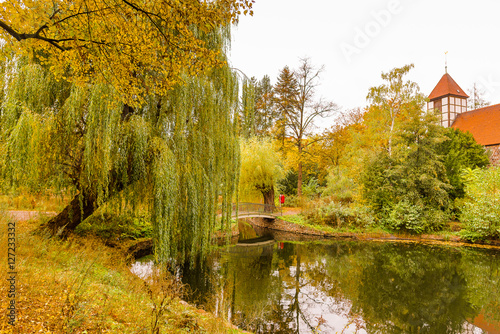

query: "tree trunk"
xmin=39 ymin=104 xmax=133 ymax=238
xmin=40 ymin=192 xmax=97 ymax=238
xmin=262 ymin=185 xmax=275 ymax=211
xmin=297 ymin=160 xmax=303 ymax=198
xmin=297 ymin=141 xmax=303 ymax=198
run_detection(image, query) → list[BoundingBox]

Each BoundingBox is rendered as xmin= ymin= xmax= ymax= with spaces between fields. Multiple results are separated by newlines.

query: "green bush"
xmin=278 ymin=170 xmax=298 ymax=196
xmin=460 ymin=167 xmax=500 ymax=241
xmin=437 ymin=128 xmax=490 ymax=201
xmin=383 ymin=201 xmax=447 ymax=234
xmin=384 ymin=201 xmax=423 ymax=233
xmin=304 ymin=200 xmax=374 ymax=229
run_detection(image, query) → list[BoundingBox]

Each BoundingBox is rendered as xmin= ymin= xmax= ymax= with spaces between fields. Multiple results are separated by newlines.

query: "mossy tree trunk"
xmin=41 ymin=192 xmax=97 ymax=237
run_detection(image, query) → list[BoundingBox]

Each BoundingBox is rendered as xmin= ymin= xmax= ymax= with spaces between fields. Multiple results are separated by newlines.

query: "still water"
xmin=132 ymin=224 xmax=500 ymax=333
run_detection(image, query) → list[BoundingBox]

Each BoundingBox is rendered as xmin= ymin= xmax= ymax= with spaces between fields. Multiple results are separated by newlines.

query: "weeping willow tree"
xmin=239 ymin=137 xmax=283 ymax=206
xmin=240 ymin=79 xmax=256 ymax=139
xmin=0 ymin=27 xmax=242 ymax=263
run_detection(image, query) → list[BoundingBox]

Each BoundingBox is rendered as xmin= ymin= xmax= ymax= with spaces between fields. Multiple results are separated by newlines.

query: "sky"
xmin=229 ymin=0 xmax=500 ymax=126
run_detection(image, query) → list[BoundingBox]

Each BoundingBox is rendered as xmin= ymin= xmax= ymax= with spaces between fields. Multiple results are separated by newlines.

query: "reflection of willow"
xmin=229 ymin=244 xmax=275 ymax=331
xmin=180 ymin=243 xmax=276 ymax=329
xmin=179 ymin=252 xmax=220 ymax=308
xmin=189 ymin=243 xmax=276 ymax=331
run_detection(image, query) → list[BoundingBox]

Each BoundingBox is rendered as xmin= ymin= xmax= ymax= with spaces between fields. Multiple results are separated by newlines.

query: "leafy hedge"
xmin=460 ymin=167 xmax=500 ymax=241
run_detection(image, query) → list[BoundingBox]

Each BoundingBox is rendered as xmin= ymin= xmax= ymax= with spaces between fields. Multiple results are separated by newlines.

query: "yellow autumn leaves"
xmin=0 ymin=0 xmax=254 ymax=107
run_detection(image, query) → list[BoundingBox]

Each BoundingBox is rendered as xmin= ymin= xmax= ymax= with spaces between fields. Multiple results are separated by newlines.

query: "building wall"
xmin=486 ymin=144 xmax=500 ymax=166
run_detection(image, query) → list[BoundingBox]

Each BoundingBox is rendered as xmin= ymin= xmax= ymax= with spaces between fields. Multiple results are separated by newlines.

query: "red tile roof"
xmin=428 ymin=73 xmax=469 ymax=100
xmin=452 ymin=104 xmax=500 ymax=146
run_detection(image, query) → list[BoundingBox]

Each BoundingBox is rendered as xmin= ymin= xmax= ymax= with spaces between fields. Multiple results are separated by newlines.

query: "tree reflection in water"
xmin=179 ymin=240 xmax=500 ymax=334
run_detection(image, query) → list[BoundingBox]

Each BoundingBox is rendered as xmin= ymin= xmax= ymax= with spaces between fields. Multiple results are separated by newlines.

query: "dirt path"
xmin=7 ymin=210 xmax=56 ymax=222
xmin=281 ymin=207 xmax=302 ymax=216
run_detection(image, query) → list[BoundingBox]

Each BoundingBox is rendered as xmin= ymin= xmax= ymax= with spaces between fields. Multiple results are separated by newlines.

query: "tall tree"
xmin=366 ymin=64 xmax=423 ymax=157
xmin=274 ymin=66 xmax=298 ymax=146
xmin=362 ymin=65 xmax=452 ymax=233
xmin=275 ymin=58 xmax=338 ymax=197
xmin=363 ymin=109 xmax=452 ymax=233
xmin=254 ymin=75 xmax=277 ymax=136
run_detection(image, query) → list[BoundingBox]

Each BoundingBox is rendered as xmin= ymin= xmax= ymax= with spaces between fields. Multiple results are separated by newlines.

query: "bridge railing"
xmin=217 ymin=202 xmax=279 ymax=218
xmin=234 ymin=202 xmax=278 ymax=216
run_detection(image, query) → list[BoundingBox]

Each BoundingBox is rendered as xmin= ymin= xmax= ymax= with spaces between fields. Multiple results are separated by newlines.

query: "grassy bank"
xmin=0 ymin=213 xmax=245 ymax=333
xmin=279 ymin=213 xmax=389 ymax=235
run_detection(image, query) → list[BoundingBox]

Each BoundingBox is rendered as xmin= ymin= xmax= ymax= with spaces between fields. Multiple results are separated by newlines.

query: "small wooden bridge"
xmin=230 ymin=202 xmax=280 ymax=220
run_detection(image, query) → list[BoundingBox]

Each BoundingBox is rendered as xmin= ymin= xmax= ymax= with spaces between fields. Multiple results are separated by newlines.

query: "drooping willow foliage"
xmin=0 ymin=28 xmax=242 ymax=263
xmin=240 ymin=79 xmax=256 ymax=139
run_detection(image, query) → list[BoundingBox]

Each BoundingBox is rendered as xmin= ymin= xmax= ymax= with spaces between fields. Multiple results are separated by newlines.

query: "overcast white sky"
xmin=229 ymin=0 xmax=500 ymax=125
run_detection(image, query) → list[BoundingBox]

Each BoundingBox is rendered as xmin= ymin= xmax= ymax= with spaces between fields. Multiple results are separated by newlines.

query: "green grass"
xmin=75 ymin=211 xmax=153 ymax=240
xmin=279 ymin=214 xmax=391 ymax=235
xmin=432 ymin=230 xmax=461 ymax=238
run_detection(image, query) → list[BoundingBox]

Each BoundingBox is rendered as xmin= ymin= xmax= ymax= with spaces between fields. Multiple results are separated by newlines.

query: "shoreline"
xmin=244 ymin=217 xmax=500 ymax=250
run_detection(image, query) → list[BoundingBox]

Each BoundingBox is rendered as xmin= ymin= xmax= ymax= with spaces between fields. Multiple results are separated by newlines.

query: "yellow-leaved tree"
xmin=0 ymin=0 xmax=254 ymax=106
xmin=239 ymin=137 xmax=284 ymax=207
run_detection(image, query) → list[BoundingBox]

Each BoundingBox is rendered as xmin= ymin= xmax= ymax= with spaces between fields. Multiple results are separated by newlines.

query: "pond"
xmin=132 ymin=222 xmax=500 ymax=334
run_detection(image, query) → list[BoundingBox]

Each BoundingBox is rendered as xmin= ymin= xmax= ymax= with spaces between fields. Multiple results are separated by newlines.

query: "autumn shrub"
xmin=282 ymin=194 xmax=301 ymax=207
xmin=460 ymin=167 xmax=500 ymax=241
